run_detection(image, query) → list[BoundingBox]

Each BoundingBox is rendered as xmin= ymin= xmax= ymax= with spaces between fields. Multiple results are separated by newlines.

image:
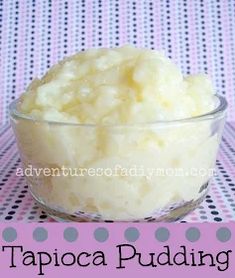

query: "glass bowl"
xmin=10 ymin=95 xmax=227 ymax=222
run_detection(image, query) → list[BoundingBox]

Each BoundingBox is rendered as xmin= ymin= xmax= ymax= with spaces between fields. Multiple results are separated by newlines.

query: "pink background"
xmin=0 ymin=223 xmax=234 ymax=277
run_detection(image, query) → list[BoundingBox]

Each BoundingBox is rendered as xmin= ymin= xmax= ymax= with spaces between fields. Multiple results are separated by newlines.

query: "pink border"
xmin=0 ymin=223 xmax=234 ymax=277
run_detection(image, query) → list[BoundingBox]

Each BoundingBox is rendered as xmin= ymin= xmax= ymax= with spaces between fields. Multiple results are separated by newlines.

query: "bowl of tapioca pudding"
xmin=10 ymin=46 xmax=227 ymax=222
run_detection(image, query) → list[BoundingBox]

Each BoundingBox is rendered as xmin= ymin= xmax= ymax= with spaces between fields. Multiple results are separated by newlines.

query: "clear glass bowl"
xmin=10 ymin=95 xmax=227 ymax=222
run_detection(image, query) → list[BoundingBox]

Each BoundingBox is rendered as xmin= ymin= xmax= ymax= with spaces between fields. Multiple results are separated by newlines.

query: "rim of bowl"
xmin=9 ymin=94 xmax=228 ymax=127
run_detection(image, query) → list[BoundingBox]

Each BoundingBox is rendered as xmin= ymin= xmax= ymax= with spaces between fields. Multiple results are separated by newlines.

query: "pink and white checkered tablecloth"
xmin=0 ymin=0 xmax=234 ymax=222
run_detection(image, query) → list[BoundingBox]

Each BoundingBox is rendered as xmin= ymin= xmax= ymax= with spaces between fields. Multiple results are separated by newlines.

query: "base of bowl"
xmin=31 ymin=184 xmax=209 ymax=222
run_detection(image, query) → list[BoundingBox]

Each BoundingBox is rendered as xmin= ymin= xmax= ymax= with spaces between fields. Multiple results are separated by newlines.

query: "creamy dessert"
xmin=11 ymin=46 xmax=226 ymax=221
xmin=19 ymin=46 xmax=215 ymax=124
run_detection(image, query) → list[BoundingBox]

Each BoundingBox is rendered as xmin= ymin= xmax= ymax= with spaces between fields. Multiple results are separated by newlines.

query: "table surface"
xmin=0 ymin=1 xmax=235 ymax=222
